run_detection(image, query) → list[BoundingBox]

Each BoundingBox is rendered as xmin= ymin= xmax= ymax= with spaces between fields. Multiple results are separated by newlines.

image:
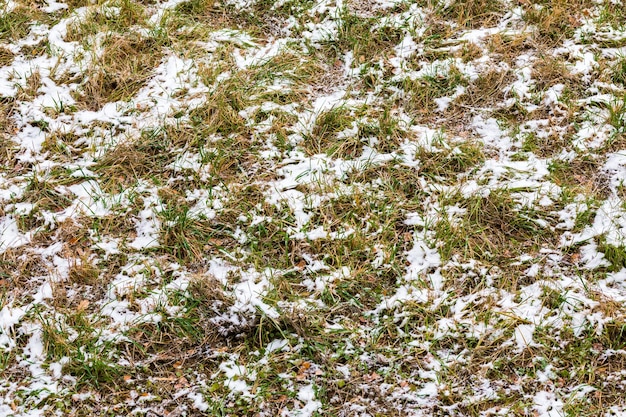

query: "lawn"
xmin=1 ymin=0 xmax=626 ymax=415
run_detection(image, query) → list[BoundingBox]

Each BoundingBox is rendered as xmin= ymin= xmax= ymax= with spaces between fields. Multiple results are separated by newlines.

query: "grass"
xmin=65 ymin=0 xmax=147 ymax=42
xmin=38 ymin=310 xmax=124 ymax=388
xmin=324 ymin=12 xmax=403 ymax=63
xmin=401 ymin=64 xmax=468 ymax=114
xmin=0 ymin=7 xmax=40 ymax=41
xmin=611 ymin=56 xmax=626 ymax=86
xmin=75 ymin=33 xmax=163 ymax=110
xmin=4 ymin=0 xmax=626 ymax=415
xmin=436 ymin=189 xmax=552 ymax=263
xmin=0 ymin=46 xmax=13 ymax=66
xmin=522 ymin=0 xmax=595 ymax=46
xmin=439 ymin=0 xmax=503 ymax=28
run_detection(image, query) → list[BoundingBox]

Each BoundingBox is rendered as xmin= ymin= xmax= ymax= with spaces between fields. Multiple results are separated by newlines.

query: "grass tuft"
xmin=75 ymin=33 xmax=162 ymax=110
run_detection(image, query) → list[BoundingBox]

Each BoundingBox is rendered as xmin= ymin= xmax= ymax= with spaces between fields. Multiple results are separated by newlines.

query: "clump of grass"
xmin=41 ymin=131 xmax=81 ymax=161
xmin=0 ymin=7 xmax=42 ymax=41
xmin=65 ymin=0 xmax=146 ymax=42
xmin=75 ymin=33 xmax=162 ymax=110
xmin=16 ymin=70 xmax=42 ymax=101
xmin=68 ymin=256 xmax=99 ymax=285
xmin=16 ymin=173 xmax=74 ymax=231
xmin=417 ymin=141 xmax=485 ymax=180
xmin=437 ymin=190 xmax=549 ymax=262
xmin=597 ymin=237 xmax=626 ymax=272
xmin=323 ymin=13 xmax=403 ymax=63
xmin=0 ymin=100 xmax=16 ymax=167
xmin=0 ymin=46 xmax=14 ymax=66
xmin=439 ymin=0 xmax=503 ymax=28
xmin=611 ymin=56 xmax=626 ymax=86
xmin=522 ymin=0 xmax=594 ymax=46
xmin=174 ymin=0 xmax=215 ymax=18
xmin=188 ymin=81 xmax=250 ymax=138
xmin=531 ymin=55 xmax=575 ymax=92
xmin=304 ymin=107 xmax=356 ymax=157
xmin=356 ymin=107 xmax=408 ymax=153
xmin=39 ymin=311 xmax=123 ymax=387
xmin=459 ymin=68 xmax=514 ymax=110
xmin=172 ymin=0 xmax=303 ymax=37
xmin=158 ymin=204 xmax=225 ymax=262
xmin=63 ymin=0 xmax=96 ymax=9
xmin=401 ymin=65 xmax=467 ymax=114
xmin=599 ymin=0 xmax=626 ymax=31
xmin=606 ymin=96 xmax=626 ymax=136
xmin=94 ymin=127 xmax=176 ymax=188
xmin=548 ymin=156 xmax=609 ymax=198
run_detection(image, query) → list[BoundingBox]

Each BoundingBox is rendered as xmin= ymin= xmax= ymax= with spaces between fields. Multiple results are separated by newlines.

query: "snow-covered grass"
xmin=3 ymin=0 xmax=626 ymax=415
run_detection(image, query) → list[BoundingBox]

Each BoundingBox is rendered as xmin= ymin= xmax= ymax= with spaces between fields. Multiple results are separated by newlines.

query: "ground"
xmin=1 ymin=0 xmax=626 ymax=415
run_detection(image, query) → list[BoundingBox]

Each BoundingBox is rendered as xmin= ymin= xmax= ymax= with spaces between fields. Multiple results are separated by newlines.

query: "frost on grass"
xmin=4 ymin=0 xmax=626 ymax=415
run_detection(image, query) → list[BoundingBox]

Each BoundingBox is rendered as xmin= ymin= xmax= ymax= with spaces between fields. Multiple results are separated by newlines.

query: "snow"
xmin=0 ymin=216 xmax=30 ymax=253
xmin=533 ymin=391 xmax=564 ymax=417
xmin=514 ymin=324 xmax=535 ymax=350
xmin=282 ymin=384 xmax=322 ymax=417
xmin=234 ymin=39 xmax=288 ymax=69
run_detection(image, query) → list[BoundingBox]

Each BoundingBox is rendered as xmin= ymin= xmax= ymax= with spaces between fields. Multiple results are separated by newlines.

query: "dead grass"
xmin=548 ymin=156 xmax=611 ymax=198
xmin=440 ymin=0 xmax=504 ymax=28
xmin=0 ymin=248 xmax=49 ymax=294
xmin=522 ymin=0 xmax=595 ymax=47
xmin=401 ymin=65 xmax=468 ymax=117
xmin=95 ymin=137 xmax=170 ymax=181
xmin=437 ymin=190 xmax=556 ymax=263
xmin=68 ymin=254 xmax=99 ymax=285
xmin=0 ymin=100 xmax=17 ymax=168
xmin=532 ymin=54 xmax=580 ymax=94
xmin=172 ymin=0 xmax=294 ymax=38
xmin=65 ymin=0 xmax=146 ymax=42
xmin=16 ymin=70 xmax=41 ymax=101
xmin=75 ymin=34 xmax=162 ymax=110
xmin=456 ymin=68 xmax=516 ymax=110
xmin=417 ymin=141 xmax=485 ymax=180
xmin=0 ymin=46 xmax=13 ymax=66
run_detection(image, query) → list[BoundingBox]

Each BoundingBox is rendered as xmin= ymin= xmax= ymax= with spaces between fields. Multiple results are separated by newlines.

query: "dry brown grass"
xmin=93 ymin=127 xmax=176 ymax=189
xmin=68 ymin=250 xmax=100 ymax=285
xmin=65 ymin=0 xmax=146 ymax=41
xmin=457 ymin=68 xmax=516 ymax=110
xmin=0 ymin=100 xmax=17 ymax=168
xmin=532 ymin=54 xmax=577 ymax=92
xmin=0 ymin=46 xmax=14 ymax=67
xmin=0 ymin=248 xmax=49 ymax=295
xmin=15 ymin=70 xmax=42 ymax=101
xmin=437 ymin=190 xmax=557 ymax=264
xmin=485 ymin=32 xmax=533 ymax=65
xmin=75 ymin=34 xmax=162 ymax=110
xmin=523 ymin=0 xmax=595 ymax=47
xmin=440 ymin=0 xmax=504 ymax=28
